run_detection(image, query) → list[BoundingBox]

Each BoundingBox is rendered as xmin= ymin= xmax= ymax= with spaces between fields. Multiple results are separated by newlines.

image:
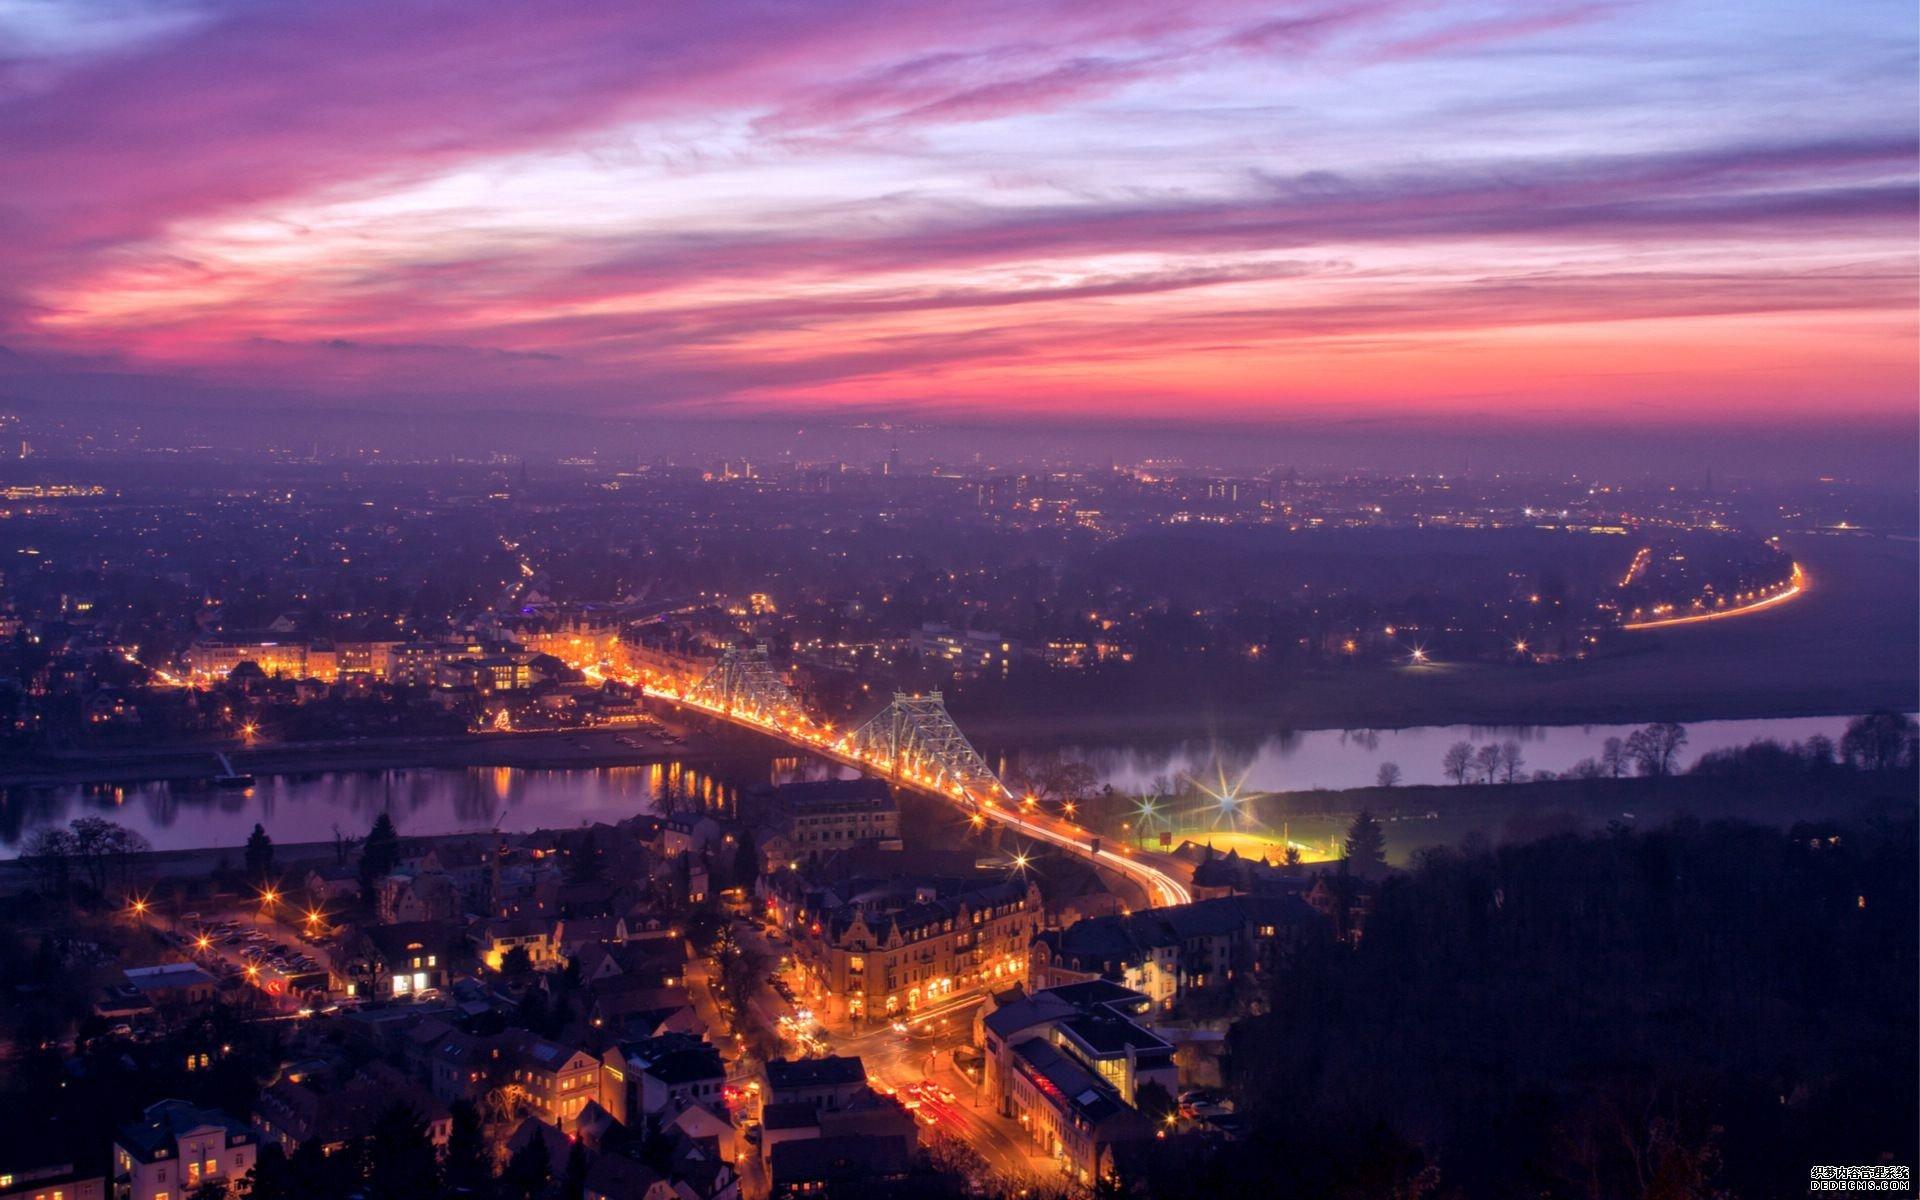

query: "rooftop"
xmin=764 ymin=1055 xmax=865 ymax=1090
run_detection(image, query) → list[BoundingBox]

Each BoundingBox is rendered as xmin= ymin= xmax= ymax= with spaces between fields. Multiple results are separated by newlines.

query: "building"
xmin=770 ymin=874 xmax=1040 ymax=1022
xmin=909 ymin=623 xmax=1021 ymax=676
xmin=760 ymin=1088 xmax=915 ymax=1194
xmin=470 ymin=915 xmax=558 ymax=972
xmin=600 ymin=1034 xmax=727 ymax=1124
xmin=768 ymin=1132 xmax=912 ymax=1200
xmin=760 ymin=1057 xmax=869 ymax=1113
xmin=333 ymin=639 xmax=401 ymax=679
xmin=764 ymin=779 xmax=902 ymax=862
xmin=112 ymin=1100 xmax=257 ymax=1200
xmin=1003 ymin=1037 xmax=1152 ymax=1187
xmin=184 ymin=636 xmax=312 ymax=681
xmin=1029 ymin=894 xmax=1323 ymax=1009
xmin=980 ymin=981 xmax=1176 ymax=1112
xmin=254 ymin=1068 xmax=449 ymax=1157
xmin=331 ymin=921 xmax=457 ymax=998
xmin=0 ymin=1130 xmax=105 ymax=1200
xmin=120 ymin=963 xmax=219 ymax=1007
xmin=436 ymin=653 xmax=540 ymax=693
xmin=0 ymin=1163 xmax=104 ymax=1200
xmin=497 ymin=1032 xmax=602 ymax=1130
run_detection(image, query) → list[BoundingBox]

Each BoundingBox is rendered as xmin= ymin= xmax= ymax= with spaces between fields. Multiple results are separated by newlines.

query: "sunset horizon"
xmin=1 ymin=0 xmax=1913 ymax=442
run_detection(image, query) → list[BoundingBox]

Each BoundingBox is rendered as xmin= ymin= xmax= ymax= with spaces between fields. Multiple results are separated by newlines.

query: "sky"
xmin=0 ymin=0 xmax=1914 ymax=444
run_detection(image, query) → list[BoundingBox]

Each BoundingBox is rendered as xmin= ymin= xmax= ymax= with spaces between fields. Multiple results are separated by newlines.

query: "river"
xmin=986 ymin=713 xmax=1870 ymax=795
xmin=0 ymin=714 xmax=1873 ymax=855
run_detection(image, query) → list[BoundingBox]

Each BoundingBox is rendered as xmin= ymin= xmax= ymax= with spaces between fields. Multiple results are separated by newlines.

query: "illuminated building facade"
xmin=112 ymin=1101 xmax=257 ymax=1200
xmin=185 ymin=637 xmax=316 ymax=681
xmin=767 ymin=779 xmax=902 ymax=862
xmin=774 ymin=876 xmax=1040 ymax=1022
xmin=497 ymin=1033 xmax=602 ymax=1129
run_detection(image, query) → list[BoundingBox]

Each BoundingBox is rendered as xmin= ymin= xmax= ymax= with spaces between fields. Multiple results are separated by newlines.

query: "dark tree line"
xmin=1122 ymin=809 xmax=1917 ymax=1200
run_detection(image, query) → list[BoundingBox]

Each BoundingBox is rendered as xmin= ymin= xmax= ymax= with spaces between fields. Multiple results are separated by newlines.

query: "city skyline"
xmin=0 ymin=0 xmax=1913 ymax=445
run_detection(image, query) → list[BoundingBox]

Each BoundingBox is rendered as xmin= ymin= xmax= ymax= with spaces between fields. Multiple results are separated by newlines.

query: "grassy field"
xmin=1241 ymin=769 xmax=1915 ymax=867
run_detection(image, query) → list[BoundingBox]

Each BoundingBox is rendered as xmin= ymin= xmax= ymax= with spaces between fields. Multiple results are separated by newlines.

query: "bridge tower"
xmin=843 ymin=691 xmax=1005 ymax=803
xmin=683 ymin=643 xmax=806 ymax=725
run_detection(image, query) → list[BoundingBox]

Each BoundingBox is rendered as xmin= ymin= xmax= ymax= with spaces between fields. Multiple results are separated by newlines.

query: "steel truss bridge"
xmin=638 ymin=644 xmax=1189 ymax=907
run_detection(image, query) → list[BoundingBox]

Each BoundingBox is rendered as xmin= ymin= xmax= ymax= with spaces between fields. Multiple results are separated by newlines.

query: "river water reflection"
xmin=0 ymin=755 xmax=847 ymax=855
xmin=1 ymin=715 xmax=1875 ymax=855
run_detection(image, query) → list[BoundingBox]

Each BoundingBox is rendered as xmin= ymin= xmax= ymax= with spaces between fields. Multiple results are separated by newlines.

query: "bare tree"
xmin=20 ymin=827 xmax=77 ymax=895
xmin=1841 ymin=711 xmax=1917 ymax=772
xmin=1375 ymin=761 xmax=1403 ymax=788
xmin=1626 ymin=722 xmax=1688 ymax=777
xmin=1474 ymin=744 xmax=1503 ymax=784
xmin=1600 ymin=736 xmax=1629 ymax=779
xmin=1442 ymin=741 xmax=1474 ymax=785
xmin=66 ymin=817 xmax=150 ymax=896
xmin=1497 ymin=740 xmax=1524 ymax=784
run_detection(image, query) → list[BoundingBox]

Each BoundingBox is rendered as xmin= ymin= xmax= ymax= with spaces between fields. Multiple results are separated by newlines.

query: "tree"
xmin=1626 ymin=722 xmax=1688 ymax=777
xmin=1803 ymin=734 xmax=1837 ymax=770
xmin=560 ymin=1138 xmax=589 ymax=1200
xmin=19 ymin=826 xmax=77 ymax=895
xmin=1135 ymin=1078 xmax=1177 ymax=1124
xmin=1569 ymin=757 xmax=1605 ymax=780
xmin=1473 ymin=744 xmax=1502 ymax=785
xmin=1841 ymin=711 xmax=1917 ymax=772
xmin=359 ymin=811 xmax=402 ymax=897
xmin=501 ymin=1131 xmax=552 ymax=1200
xmin=1375 ymin=762 xmax=1402 ymax=788
xmin=1497 ymin=741 xmax=1524 ymax=784
xmin=1344 ymin=810 xmax=1386 ymax=877
xmin=67 ymin=816 xmax=149 ymax=895
xmin=1600 ymin=736 xmax=1629 ymax=778
xmin=242 ymin=1143 xmax=296 ymax=1200
xmin=1442 ymin=741 xmax=1474 ymax=785
xmin=1283 ymin=845 xmax=1303 ymax=868
xmin=500 ymin=944 xmax=533 ymax=977
xmin=331 ymin=823 xmax=360 ymax=866
xmin=362 ymin=1102 xmax=438 ymax=1200
xmin=444 ymin=1100 xmax=493 ymax=1197
xmin=245 ymin=823 xmax=275 ymax=884
xmin=247 ymin=1138 xmax=350 ymax=1200
xmin=732 ymin=828 xmax=760 ymax=889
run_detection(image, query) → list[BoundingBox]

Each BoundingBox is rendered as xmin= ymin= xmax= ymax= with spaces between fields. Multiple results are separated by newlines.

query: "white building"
xmin=113 ymin=1100 xmax=257 ymax=1200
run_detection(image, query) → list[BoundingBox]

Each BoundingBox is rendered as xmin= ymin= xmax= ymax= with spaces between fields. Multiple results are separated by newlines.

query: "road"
xmin=823 ymin=995 xmax=1052 ymax=1185
xmin=1623 ymin=561 xmax=1807 ymax=629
